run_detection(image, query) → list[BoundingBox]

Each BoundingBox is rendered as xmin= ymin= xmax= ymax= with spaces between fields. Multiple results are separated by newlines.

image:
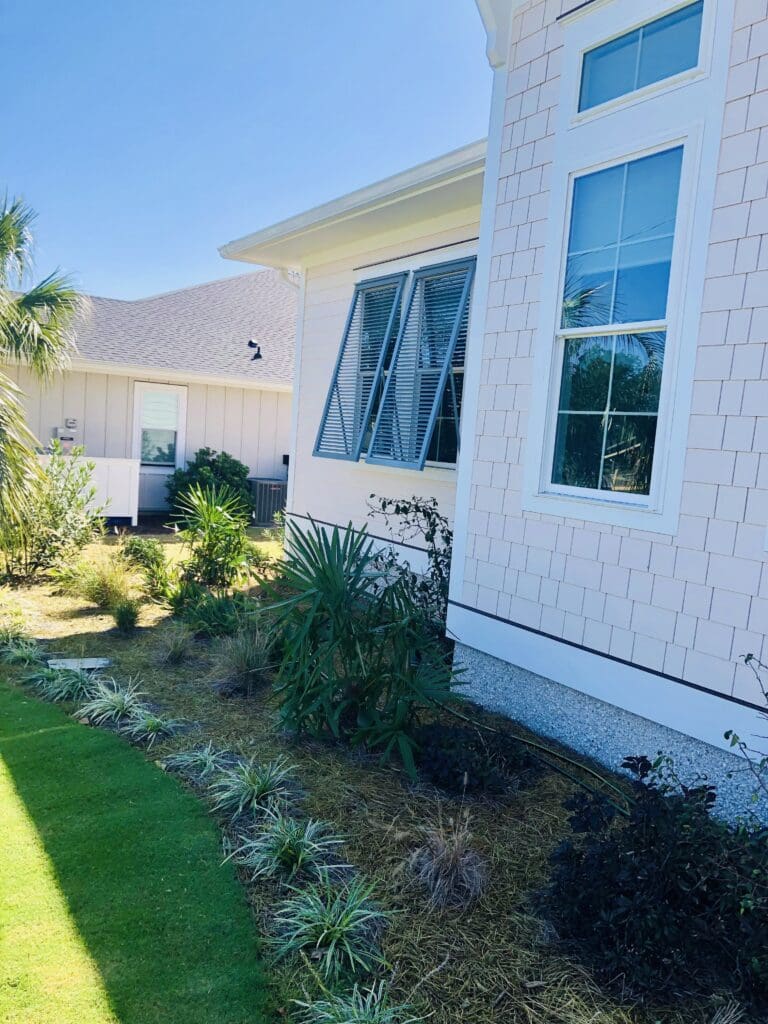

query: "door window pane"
xmin=140 ymin=390 xmax=178 ymax=467
xmin=579 ymin=2 xmax=704 ymax=112
xmin=551 ymin=333 xmax=666 ymax=496
xmin=561 ymin=147 xmax=682 ymax=327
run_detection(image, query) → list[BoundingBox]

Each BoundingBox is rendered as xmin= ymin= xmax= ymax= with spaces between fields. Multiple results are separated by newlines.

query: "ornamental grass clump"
xmin=228 ymin=810 xmax=344 ymax=881
xmin=163 ymin=741 xmax=230 ymax=783
xmin=121 ymin=709 xmax=182 ymax=748
xmin=294 ymin=982 xmax=423 ymax=1024
xmin=79 ymin=677 xmax=147 ymax=725
xmin=156 ymin=620 xmax=193 ymax=666
xmin=273 ymin=872 xmax=389 ymax=981
xmin=211 ymin=624 xmax=273 ymax=695
xmin=53 ymin=555 xmax=133 ymax=610
xmin=26 ymin=666 xmax=96 ymax=703
xmin=209 ymin=756 xmax=295 ymax=818
xmin=408 ymin=807 xmax=486 ymax=909
xmin=0 ymin=634 xmax=45 ymax=666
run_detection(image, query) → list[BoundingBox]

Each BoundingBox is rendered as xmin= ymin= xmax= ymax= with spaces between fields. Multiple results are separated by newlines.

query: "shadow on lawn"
xmin=0 ymin=682 xmax=271 ymax=1024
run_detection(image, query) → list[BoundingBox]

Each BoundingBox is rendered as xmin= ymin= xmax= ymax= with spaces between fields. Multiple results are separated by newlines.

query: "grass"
xmin=0 ymin=682 xmax=270 ymax=1024
xmin=0 ymin=535 xmax=737 ymax=1024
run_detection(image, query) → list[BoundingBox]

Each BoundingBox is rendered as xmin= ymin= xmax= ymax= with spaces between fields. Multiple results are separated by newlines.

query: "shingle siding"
xmin=460 ymin=0 xmax=768 ymax=705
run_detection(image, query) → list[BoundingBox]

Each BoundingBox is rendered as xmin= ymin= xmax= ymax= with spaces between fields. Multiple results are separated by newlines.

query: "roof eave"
xmin=219 ymin=139 xmax=487 ymax=270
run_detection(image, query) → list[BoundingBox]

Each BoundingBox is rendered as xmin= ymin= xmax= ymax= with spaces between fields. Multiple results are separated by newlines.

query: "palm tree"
xmin=0 ymin=196 xmax=81 ymax=515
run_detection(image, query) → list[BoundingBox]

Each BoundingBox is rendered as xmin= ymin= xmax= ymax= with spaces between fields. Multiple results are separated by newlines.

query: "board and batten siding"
xmin=290 ymin=219 xmax=481 ymax=554
xmin=5 ymin=365 xmax=292 ymax=506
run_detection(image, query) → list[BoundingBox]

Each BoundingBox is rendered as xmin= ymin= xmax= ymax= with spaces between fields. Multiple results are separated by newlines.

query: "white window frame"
xmin=569 ymin=0 xmax=715 ymax=127
xmin=132 ymin=381 xmax=188 ymax=473
xmin=522 ymin=0 xmax=732 ymax=534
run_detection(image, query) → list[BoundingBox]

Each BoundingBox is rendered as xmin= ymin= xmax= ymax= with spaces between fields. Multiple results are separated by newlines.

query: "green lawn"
xmin=0 ymin=682 xmax=271 ymax=1024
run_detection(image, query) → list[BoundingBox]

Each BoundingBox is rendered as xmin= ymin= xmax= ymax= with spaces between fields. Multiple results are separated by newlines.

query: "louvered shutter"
xmin=314 ymin=274 xmax=405 ymax=460
xmin=366 ymin=258 xmax=475 ymax=469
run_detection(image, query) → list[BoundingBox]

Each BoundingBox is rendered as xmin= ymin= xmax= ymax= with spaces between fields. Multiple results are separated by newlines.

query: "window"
xmin=134 ymin=384 xmax=186 ymax=468
xmin=315 ymin=258 xmax=475 ymax=470
xmin=549 ymin=147 xmax=682 ymax=497
xmin=579 ymin=2 xmax=703 ymax=112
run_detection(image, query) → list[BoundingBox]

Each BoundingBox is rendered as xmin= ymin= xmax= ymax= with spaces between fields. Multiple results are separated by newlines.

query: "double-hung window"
xmin=552 ymin=146 xmax=683 ymax=498
xmin=315 ymin=257 xmax=475 ymax=470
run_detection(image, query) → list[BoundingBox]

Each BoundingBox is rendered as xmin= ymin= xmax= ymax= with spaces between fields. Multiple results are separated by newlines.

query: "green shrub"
xmin=267 ymin=520 xmax=456 ymax=775
xmin=294 ymin=982 xmax=422 ymax=1024
xmin=179 ymin=587 xmax=253 ymax=638
xmin=166 ymin=447 xmax=253 ymax=521
xmin=79 ymin=677 xmax=146 ymax=725
xmin=118 ymin=535 xmax=172 ymax=600
xmin=53 ymin=556 xmax=132 ymax=610
xmin=176 ymin=484 xmax=254 ymax=591
xmin=228 ymin=810 xmax=344 ymax=881
xmin=111 ymin=597 xmax=140 ymax=635
xmin=273 ymin=872 xmax=389 ymax=981
xmin=0 ymin=441 xmax=105 ymax=581
xmin=26 ymin=666 xmax=95 ymax=702
xmin=544 ymin=755 xmax=768 ymax=1010
xmin=208 ymin=757 xmax=295 ymax=819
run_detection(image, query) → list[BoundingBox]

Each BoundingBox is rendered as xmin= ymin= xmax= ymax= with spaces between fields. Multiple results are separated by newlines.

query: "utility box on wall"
xmin=53 ymin=425 xmax=77 ymax=453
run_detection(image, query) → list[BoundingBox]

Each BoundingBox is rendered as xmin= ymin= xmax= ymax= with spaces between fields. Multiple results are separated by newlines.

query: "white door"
xmin=132 ymin=382 xmax=188 ymax=512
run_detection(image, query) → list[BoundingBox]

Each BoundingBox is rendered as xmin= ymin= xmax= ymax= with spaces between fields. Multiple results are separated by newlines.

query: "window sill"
xmin=356 ymin=458 xmax=457 ymax=483
xmin=522 ymin=488 xmax=678 ymax=535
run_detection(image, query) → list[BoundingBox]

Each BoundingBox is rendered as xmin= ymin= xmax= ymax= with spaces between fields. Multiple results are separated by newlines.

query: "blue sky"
xmin=2 ymin=1 xmax=491 ymax=299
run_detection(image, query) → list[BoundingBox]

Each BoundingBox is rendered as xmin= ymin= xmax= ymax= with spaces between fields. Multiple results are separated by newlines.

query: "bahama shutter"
xmin=366 ymin=258 xmax=475 ymax=470
xmin=314 ymin=273 xmax=406 ymax=460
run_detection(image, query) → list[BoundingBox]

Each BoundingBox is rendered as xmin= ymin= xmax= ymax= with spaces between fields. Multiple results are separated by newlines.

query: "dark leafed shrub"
xmin=543 ymin=754 xmax=768 ymax=1011
xmin=166 ymin=447 xmax=253 ymax=520
xmin=119 ymin=535 xmax=165 ymax=573
xmin=413 ymin=723 xmax=536 ymax=794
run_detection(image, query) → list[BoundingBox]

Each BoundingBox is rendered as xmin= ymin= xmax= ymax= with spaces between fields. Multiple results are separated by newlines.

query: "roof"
xmin=220 ymin=140 xmax=487 ymax=270
xmin=71 ymin=270 xmax=297 ymax=390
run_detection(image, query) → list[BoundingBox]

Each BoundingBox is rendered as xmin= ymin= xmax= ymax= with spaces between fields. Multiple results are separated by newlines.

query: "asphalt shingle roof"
xmin=73 ymin=270 xmax=297 ymax=388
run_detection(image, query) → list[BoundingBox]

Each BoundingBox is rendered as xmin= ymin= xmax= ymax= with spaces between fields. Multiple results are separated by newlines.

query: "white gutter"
xmin=220 ymin=139 xmax=487 ymax=263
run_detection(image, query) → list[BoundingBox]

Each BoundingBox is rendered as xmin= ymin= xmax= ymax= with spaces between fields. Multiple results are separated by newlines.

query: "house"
xmin=5 ymin=270 xmax=296 ymax=522
xmin=222 ymin=0 xmax=768 ymax=803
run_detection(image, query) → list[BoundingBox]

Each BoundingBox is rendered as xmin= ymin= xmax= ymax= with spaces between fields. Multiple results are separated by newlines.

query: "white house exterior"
xmin=221 ymin=144 xmax=485 ymax=564
xmin=5 ymin=271 xmax=295 ymax=520
xmin=223 ymin=0 xmax=768 ymax=802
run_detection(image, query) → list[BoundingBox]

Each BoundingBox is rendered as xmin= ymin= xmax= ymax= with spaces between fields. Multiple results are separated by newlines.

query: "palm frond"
xmin=0 ymin=196 xmax=35 ymax=285
xmin=0 ymin=273 xmax=83 ymax=378
xmin=0 ymin=371 xmax=42 ymax=518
